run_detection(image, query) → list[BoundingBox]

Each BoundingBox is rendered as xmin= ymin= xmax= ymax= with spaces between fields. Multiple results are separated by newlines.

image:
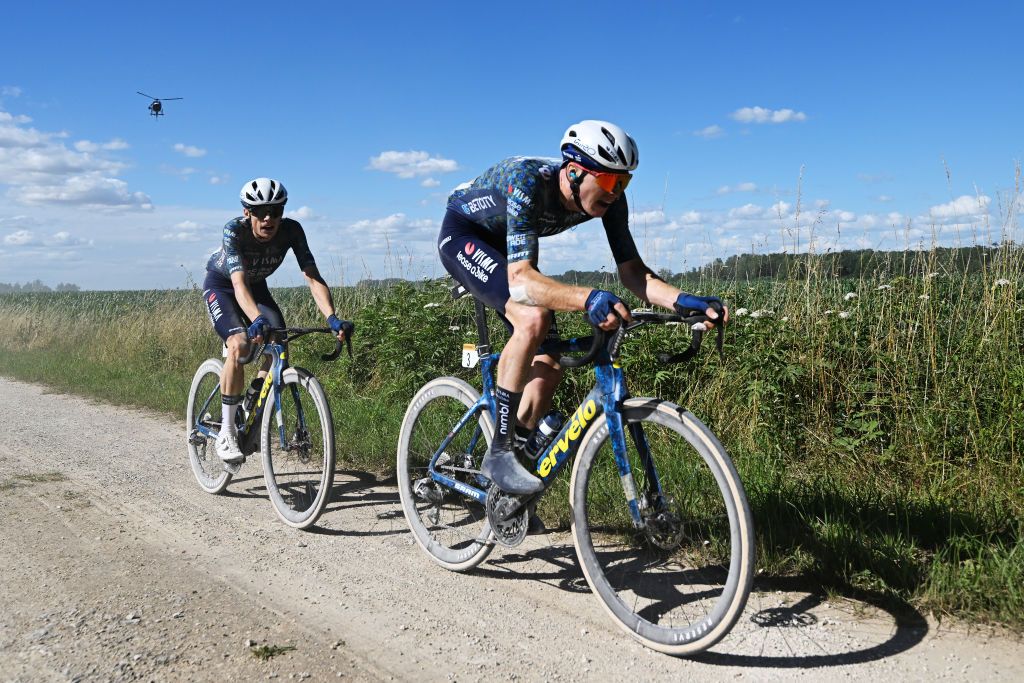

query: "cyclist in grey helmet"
xmin=437 ymin=120 xmax=728 ymax=495
xmin=203 ymin=177 xmax=353 ymax=464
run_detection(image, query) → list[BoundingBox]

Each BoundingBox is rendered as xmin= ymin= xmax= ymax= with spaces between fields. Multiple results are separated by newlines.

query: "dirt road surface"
xmin=0 ymin=377 xmax=1020 ymax=681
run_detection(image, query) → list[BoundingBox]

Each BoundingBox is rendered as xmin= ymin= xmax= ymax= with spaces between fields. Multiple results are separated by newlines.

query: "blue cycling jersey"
xmin=205 ymin=216 xmax=317 ymax=285
xmin=446 ymin=157 xmax=640 ymax=265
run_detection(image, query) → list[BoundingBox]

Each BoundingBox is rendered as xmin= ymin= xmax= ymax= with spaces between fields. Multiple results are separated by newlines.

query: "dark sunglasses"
xmin=249 ymin=205 xmax=284 ymax=219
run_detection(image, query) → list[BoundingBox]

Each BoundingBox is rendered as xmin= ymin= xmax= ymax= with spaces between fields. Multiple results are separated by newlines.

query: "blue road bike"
xmin=187 ymin=327 xmax=347 ymax=529
xmin=396 ymin=287 xmax=754 ymax=655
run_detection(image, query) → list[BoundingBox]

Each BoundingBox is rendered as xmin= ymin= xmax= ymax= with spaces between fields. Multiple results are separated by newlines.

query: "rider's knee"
xmin=508 ymin=306 xmax=553 ymax=343
xmin=224 ymin=333 xmax=249 ymax=360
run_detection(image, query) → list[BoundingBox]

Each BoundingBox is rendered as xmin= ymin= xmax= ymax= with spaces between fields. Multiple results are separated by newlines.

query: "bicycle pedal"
xmin=221 ymin=460 xmax=243 ymax=475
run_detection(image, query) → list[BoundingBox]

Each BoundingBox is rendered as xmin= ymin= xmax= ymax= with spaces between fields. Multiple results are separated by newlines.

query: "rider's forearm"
xmin=230 ymin=272 xmax=263 ymax=323
xmin=303 ymin=267 xmax=337 ymax=320
xmin=508 ymin=267 xmax=590 ymax=312
xmin=619 ymin=261 xmax=679 ymax=310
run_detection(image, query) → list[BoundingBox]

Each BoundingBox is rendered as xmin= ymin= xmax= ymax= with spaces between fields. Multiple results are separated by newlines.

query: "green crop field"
xmin=1 ymin=244 xmax=1021 ymax=629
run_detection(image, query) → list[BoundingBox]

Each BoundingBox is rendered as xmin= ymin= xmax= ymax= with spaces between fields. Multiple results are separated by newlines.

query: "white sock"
xmin=221 ymin=398 xmax=240 ymax=438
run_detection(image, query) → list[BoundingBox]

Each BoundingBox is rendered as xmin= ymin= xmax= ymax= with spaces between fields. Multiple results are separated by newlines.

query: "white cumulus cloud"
xmin=75 ymin=138 xmax=129 ymax=153
xmin=368 ymin=151 xmax=458 ymax=178
xmin=731 ymin=106 xmax=807 ymax=124
xmin=173 ymin=143 xmax=207 ymax=158
xmin=694 ymin=125 xmax=724 ymax=139
xmin=4 ymin=229 xmax=34 ymax=245
xmin=928 ymin=195 xmax=990 ymax=220
xmin=717 ymin=182 xmax=758 ymax=195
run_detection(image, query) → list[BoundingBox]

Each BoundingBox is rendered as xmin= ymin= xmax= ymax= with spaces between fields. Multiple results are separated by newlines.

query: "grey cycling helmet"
xmin=239 ymin=177 xmax=288 ymax=208
xmin=560 ymin=120 xmax=638 ymax=172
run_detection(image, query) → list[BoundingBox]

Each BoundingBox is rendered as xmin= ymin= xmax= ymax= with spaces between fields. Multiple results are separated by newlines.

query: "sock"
xmin=493 ymin=386 xmax=522 ymax=451
xmin=221 ymin=394 xmax=242 ymax=437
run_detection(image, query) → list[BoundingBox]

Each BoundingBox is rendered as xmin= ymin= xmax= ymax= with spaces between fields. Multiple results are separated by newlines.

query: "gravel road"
xmin=0 ymin=377 xmax=1020 ymax=682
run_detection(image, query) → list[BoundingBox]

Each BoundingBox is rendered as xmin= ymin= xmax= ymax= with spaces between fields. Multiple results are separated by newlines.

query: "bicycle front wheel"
xmin=570 ymin=398 xmax=754 ymax=656
xmin=397 ymin=377 xmax=495 ymax=571
xmin=186 ymin=358 xmax=232 ymax=494
xmin=260 ymin=367 xmax=335 ymax=529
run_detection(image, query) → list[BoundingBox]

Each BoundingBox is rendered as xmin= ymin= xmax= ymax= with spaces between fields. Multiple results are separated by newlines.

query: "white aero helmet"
xmin=560 ymin=120 xmax=639 ymax=172
xmin=239 ymin=177 xmax=288 ymax=208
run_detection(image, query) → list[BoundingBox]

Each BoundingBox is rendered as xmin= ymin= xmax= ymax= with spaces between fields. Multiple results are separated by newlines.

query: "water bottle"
xmin=242 ymin=377 xmax=262 ymax=414
xmin=524 ymin=412 xmax=564 ymax=461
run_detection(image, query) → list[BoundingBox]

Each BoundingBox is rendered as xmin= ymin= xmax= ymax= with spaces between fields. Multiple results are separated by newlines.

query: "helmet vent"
xmin=598 ymin=146 xmax=616 ymax=164
xmin=600 ymin=127 xmax=616 ymax=146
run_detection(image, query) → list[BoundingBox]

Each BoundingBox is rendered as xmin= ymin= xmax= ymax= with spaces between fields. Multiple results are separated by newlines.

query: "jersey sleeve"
xmin=222 ymin=221 xmax=245 ymax=276
xmin=288 ymin=221 xmax=318 ymax=271
xmin=506 ymin=174 xmax=540 ymax=264
xmin=602 ymin=195 xmax=640 ymax=264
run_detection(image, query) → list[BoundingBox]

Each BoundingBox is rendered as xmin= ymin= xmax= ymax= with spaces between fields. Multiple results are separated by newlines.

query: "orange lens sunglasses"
xmin=584 ymin=167 xmax=632 ymax=194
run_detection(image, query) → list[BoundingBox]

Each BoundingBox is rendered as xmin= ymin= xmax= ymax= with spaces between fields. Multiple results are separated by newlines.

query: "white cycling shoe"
xmin=215 ymin=433 xmax=245 ymax=464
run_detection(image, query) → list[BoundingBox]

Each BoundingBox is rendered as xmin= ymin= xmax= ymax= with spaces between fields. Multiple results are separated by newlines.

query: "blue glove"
xmin=585 ymin=289 xmax=624 ymax=326
xmin=674 ymin=293 xmax=724 ymax=317
xmin=327 ymin=314 xmax=354 ymax=337
xmin=247 ymin=315 xmax=270 ymax=340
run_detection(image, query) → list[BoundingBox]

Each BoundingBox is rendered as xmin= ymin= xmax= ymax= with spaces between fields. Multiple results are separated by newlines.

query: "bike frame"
xmin=192 ymin=339 xmax=307 ymax=455
xmin=426 ymin=301 xmax=665 ymax=528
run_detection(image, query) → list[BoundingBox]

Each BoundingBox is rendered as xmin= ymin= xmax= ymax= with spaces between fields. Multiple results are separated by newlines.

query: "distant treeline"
xmin=0 ymin=280 xmax=80 ymax=293
xmin=549 ymin=244 xmax=1019 ymax=288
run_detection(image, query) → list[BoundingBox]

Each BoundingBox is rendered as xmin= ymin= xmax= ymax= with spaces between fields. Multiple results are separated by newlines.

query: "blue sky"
xmin=1 ymin=1 xmax=1020 ymax=290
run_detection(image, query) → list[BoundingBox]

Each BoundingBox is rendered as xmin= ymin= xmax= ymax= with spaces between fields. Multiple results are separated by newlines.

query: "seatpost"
xmin=474 ymin=298 xmax=491 ymax=354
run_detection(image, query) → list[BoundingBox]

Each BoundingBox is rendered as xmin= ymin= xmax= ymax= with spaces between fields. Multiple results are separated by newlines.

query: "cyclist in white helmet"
xmin=203 ymin=177 xmax=353 ymax=464
xmin=437 ymin=120 xmax=728 ymax=495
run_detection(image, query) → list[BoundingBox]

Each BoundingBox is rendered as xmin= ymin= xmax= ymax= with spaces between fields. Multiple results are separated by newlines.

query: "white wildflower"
xmin=928 ymin=272 xmax=939 ymax=279
xmin=781 ymin=316 xmax=789 ymax=323
xmin=994 ymin=278 xmax=1010 ymax=287
xmin=734 ymin=308 xmax=749 ymax=317
xmin=839 ymin=311 xmax=851 ymax=319
xmin=844 ymin=292 xmax=858 ymax=301
xmin=918 ymin=295 xmax=929 ymax=300
xmin=448 ymin=325 xmax=460 ymax=331
xmin=876 ymin=284 xmax=892 ymax=291
xmin=423 ymin=302 xmax=441 ymax=309
xmin=823 ymin=310 xmax=833 ymax=315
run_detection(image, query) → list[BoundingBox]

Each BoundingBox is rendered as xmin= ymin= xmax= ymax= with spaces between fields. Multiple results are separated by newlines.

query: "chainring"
xmin=485 ymin=485 xmax=529 ymax=548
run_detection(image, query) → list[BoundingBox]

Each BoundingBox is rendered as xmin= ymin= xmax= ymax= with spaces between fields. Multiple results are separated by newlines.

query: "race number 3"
xmin=461 ymin=343 xmax=479 ymax=369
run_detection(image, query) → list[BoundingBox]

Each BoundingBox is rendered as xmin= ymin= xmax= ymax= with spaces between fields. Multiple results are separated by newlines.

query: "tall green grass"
xmin=0 ymin=241 xmax=1021 ymax=628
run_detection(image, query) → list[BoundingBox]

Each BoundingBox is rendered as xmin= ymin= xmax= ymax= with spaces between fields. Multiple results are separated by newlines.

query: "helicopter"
xmin=137 ymin=92 xmax=183 ymax=118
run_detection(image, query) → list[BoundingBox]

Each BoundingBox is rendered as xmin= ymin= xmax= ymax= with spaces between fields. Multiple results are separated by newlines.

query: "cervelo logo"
xmin=465 ymin=241 xmax=476 ymax=255
xmin=538 ymin=399 xmax=598 ymax=477
xmin=207 ymin=292 xmax=216 ymax=303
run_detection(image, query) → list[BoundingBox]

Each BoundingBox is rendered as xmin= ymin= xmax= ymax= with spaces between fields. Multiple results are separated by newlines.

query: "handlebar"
xmin=237 ymin=326 xmax=351 ymax=366
xmin=552 ymin=310 xmax=724 ymax=369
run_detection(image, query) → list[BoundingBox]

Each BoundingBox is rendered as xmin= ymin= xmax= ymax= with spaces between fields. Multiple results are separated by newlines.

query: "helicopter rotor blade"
xmin=137 ymin=91 xmax=157 ymax=100
xmin=161 ymin=97 xmax=183 ymax=101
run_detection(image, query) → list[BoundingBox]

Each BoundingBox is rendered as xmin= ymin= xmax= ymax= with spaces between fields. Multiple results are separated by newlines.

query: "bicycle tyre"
xmin=260 ymin=367 xmax=335 ymax=529
xmin=186 ymin=358 xmax=233 ymax=494
xmin=570 ymin=398 xmax=754 ymax=655
xmin=397 ymin=377 xmax=495 ymax=571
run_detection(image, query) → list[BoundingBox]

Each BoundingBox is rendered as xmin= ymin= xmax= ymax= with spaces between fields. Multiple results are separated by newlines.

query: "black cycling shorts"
xmin=437 ymin=209 xmax=559 ymax=345
xmin=201 ymin=271 xmax=285 ymax=341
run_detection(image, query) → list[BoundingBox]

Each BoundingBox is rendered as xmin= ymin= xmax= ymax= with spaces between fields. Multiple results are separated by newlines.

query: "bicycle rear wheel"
xmin=570 ymin=398 xmax=754 ymax=655
xmin=397 ymin=377 xmax=495 ymax=571
xmin=260 ymin=367 xmax=335 ymax=529
xmin=186 ymin=358 xmax=233 ymax=494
